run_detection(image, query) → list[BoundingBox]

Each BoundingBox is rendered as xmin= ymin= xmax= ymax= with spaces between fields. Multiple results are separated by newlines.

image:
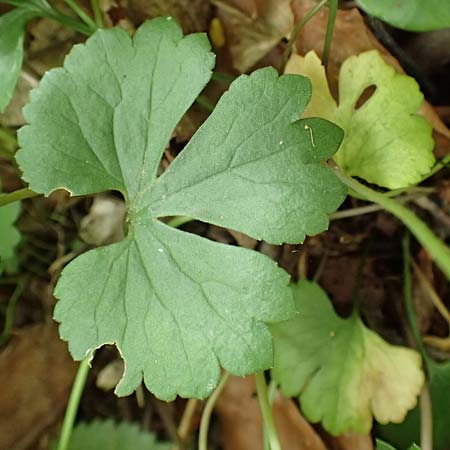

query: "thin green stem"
xmin=0 ymin=127 xmax=17 ymax=150
xmin=196 ymin=95 xmax=215 ymax=112
xmin=198 ymin=372 xmax=230 ymax=450
xmin=0 ymin=278 xmax=27 ymax=347
xmin=56 ymin=353 xmax=93 ymax=450
xmin=40 ymin=6 xmax=93 ymax=35
xmin=167 ymin=216 xmax=193 ymax=229
xmin=402 ymin=234 xmax=433 ymax=450
xmin=255 ymin=372 xmax=282 ymax=450
xmin=334 ymin=167 xmax=450 ymax=281
xmin=63 ymin=0 xmax=97 ymax=31
xmin=212 ymin=72 xmax=236 ymax=84
xmin=423 ymin=152 xmax=450 ymax=180
xmin=282 ymin=0 xmax=327 ymax=68
xmin=0 ymin=147 xmax=15 ymax=159
xmin=402 ymin=233 xmax=429 ymax=361
xmin=0 ymin=188 xmax=39 ymax=207
xmin=90 ymin=0 xmax=103 ymax=27
xmin=322 ymin=0 xmax=338 ymax=71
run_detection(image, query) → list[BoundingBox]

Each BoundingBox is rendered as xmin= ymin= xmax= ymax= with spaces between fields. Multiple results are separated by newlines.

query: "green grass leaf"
xmin=376 ymin=439 xmax=420 ymax=450
xmin=0 ymin=202 xmax=21 ymax=275
xmin=271 ymin=280 xmax=425 ymax=435
xmin=286 ymin=50 xmax=435 ymax=189
xmin=65 ymin=420 xmax=170 ymax=450
xmin=15 ymin=19 xmax=345 ymax=399
xmin=0 ymin=8 xmax=36 ymax=112
xmin=357 ymin=0 xmax=450 ymax=32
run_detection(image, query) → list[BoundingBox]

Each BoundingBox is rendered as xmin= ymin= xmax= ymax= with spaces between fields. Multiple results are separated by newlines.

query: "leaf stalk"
xmin=334 ymin=167 xmax=450 ymax=281
xmin=0 ymin=188 xmax=39 ymax=207
xmin=56 ymin=353 xmax=93 ymax=450
xmin=255 ymin=372 xmax=282 ymax=450
xmin=198 ymin=372 xmax=230 ymax=450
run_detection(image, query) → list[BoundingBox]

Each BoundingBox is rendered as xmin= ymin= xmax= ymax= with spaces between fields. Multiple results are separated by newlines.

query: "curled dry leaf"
xmin=0 ymin=324 xmax=77 ymax=450
xmin=213 ymin=0 xmax=294 ymax=72
xmin=215 ymin=375 xmax=328 ymax=450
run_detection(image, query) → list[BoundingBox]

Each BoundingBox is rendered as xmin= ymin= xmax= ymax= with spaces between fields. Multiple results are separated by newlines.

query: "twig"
xmin=173 ymin=399 xmax=199 ymax=450
xmin=412 ymin=259 xmax=450 ymax=327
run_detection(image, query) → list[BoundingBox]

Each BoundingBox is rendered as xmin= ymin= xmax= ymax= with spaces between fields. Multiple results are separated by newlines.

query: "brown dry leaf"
xmin=215 ymin=375 xmax=328 ymax=450
xmin=0 ymin=323 xmax=77 ymax=450
xmin=213 ymin=0 xmax=293 ymax=72
xmin=0 ymin=72 xmax=37 ymax=127
xmin=125 ymin=0 xmax=212 ymax=33
xmin=291 ymin=0 xmax=450 ymax=142
xmin=323 ymin=433 xmax=374 ymax=450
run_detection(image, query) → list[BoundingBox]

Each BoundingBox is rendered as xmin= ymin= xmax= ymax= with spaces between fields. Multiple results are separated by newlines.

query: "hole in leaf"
xmin=354 ymin=84 xmax=377 ymax=110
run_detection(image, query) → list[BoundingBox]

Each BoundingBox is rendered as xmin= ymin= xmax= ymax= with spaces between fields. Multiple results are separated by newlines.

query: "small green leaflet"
xmin=376 ymin=439 xmax=420 ymax=450
xmin=0 ymin=8 xmax=36 ymax=112
xmin=286 ymin=50 xmax=435 ymax=189
xmin=64 ymin=420 xmax=170 ymax=450
xmin=0 ymin=202 xmax=21 ymax=275
xmin=16 ymin=19 xmax=346 ymax=399
xmin=357 ymin=0 xmax=450 ymax=32
xmin=271 ymin=280 xmax=424 ymax=435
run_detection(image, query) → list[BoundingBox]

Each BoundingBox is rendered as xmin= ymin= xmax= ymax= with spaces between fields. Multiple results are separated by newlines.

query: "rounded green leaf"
xmin=358 ymin=0 xmax=450 ymax=32
xmin=65 ymin=420 xmax=170 ymax=450
xmin=271 ymin=280 xmax=425 ymax=435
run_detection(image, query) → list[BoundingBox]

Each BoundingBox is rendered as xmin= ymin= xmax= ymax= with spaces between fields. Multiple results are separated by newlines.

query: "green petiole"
xmin=334 ymin=167 xmax=450 ymax=281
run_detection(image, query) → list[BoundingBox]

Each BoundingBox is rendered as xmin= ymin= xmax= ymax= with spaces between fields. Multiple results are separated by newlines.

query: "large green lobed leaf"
xmin=16 ymin=19 xmax=346 ymax=399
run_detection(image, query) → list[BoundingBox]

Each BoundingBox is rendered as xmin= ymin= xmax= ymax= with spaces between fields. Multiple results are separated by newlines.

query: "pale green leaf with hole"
xmin=16 ymin=19 xmax=346 ymax=399
xmin=286 ymin=50 xmax=435 ymax=189
xmin=0 ymin=202 xmax=21 ymax=275
xmin=271 ymin=280 xmax=425 ymax=435
xmin=65 ymin=420 xmax=170 ymax=450
xmin=358 ymin=0 xmax=450 ymax=32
